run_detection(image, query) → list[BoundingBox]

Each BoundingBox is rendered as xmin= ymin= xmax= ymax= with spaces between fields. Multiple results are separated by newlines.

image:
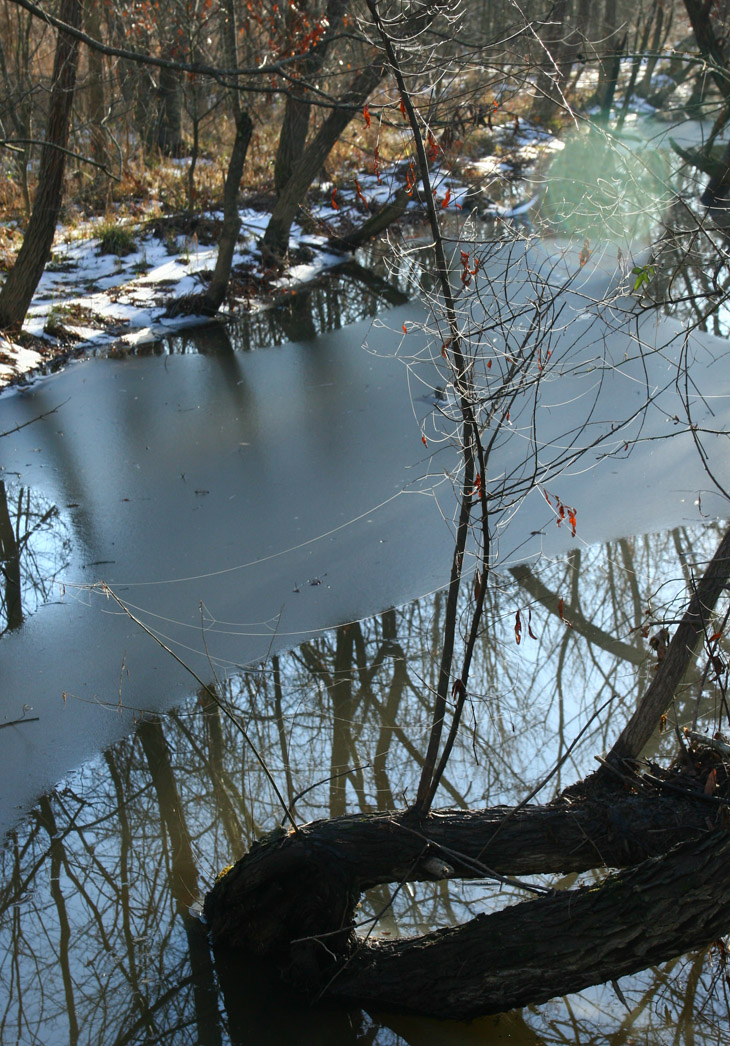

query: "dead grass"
xmin=0 ymin=225 xmax=23 ymax=273
xmin=0 ymin=169 xmax=25 ymax=219
xmin=0 ymin=70 xmax=572 ymax=275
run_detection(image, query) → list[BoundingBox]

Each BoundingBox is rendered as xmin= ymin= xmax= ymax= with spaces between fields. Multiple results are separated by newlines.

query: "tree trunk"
xmin=0 ymin=18 xmax=32 ymax=214
xmin=273 ymin=0 xmax=349 ymax=195
xmin=330 ymin=188 xmax=410 ymax=250
xmin=599 ymin=523 xmax=730 ymax=778
xmin=274 ymin=94 xmax=313 ymax=195
xmin=325 ymin=829 xmax=730 ymax=1019
xmin=155 ymin=62 xmax=184 ymax=156
xmin=682 ymin=0 xmax=730 ymax=102
xmin=637 ymin=0 xmax=667 ymax=97
xmin=166 ymin=0 xmax=252 ymax=318
xmin=84 ymin=0 xmax=106 ymax=167
xmin=616 ymin=4 xmax=658 ymax=131
xmin=204 ymin=788 xmax=730 ymax=1017
xmin=529 ymin=0 xmax=579 ymax=124
xmin=166 ymin=111 xmax=253 ymax=319
xmin=261 ymin=57 xmax=387 ymax=263
xmin=591 ymin=0 xmax=623 ymax=123
xmin=0 ymin=0 xmax=83 ymax=332
xmin=596 ymin=31 xmax=626 ymax=126
xmin=199 ymin=110 xmax=253 ymax=315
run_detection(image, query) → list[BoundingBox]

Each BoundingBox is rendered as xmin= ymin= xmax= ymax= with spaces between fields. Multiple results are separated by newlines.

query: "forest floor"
xmin=0 ymin=119 xmax=560 ymax=391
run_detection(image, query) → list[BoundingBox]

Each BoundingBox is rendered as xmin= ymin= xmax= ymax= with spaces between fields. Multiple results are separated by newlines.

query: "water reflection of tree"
xmin=0 ymin=735 xmax=225 ymax=1045
xmin=1 ymin=524 xmax=728 ymax=1043
xmin=647 ymin=172 xmax=730 ymax=339
xmin=130 ymin=263 xmax=411 ymax=358
xmin=0 ymin=480 xmax=71 ymax=637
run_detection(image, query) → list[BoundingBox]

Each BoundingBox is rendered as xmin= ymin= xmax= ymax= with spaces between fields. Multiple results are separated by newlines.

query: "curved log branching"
xmin=325 ymin=828 xmax=730 ymax=1019
xmin=204 ymin=783 xmax=730 ymax=1015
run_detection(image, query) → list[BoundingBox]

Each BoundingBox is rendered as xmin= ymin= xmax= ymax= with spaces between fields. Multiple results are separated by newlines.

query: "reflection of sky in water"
xmin=0 ymin=481 xmax=72 ymax=638
xmin=1 ymin=521 xmax=729 ymax=1045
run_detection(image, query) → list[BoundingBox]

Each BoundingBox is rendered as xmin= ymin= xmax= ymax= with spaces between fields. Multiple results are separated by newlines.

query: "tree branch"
xmin=601 ymin=523 xmax=730 ymax=775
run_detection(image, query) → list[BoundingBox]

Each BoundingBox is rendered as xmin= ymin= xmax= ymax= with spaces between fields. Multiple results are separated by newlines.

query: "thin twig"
xmin=641 ymin=770 xmax=730 ymax=809
xmin=280 ymin=764 xmax=372 ymax=826
xmin=0 ymin=138 xmax=119 ymax=177
xmin=684 ymin=729 xmax=730 ymax=758
xmin=365 ymin=0 xmax=488 ymax=816
xmin=0 ymin=400 xmax=69 ymax=438
xmin=0 ymin=716 xmax=40 ymax=729
xmin=98 ymin=582 xmax=298 ymax=832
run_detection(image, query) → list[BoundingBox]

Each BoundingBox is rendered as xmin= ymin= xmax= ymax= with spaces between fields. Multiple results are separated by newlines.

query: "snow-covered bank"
xmin=0 ymin=209 xmax=348 ymax=388
xmin=0 ymin=120 xmax=561 ymax=391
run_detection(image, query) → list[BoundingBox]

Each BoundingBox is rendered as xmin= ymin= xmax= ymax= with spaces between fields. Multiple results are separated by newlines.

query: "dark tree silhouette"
xmin=0 ymin=0 xmax=83 ymax=331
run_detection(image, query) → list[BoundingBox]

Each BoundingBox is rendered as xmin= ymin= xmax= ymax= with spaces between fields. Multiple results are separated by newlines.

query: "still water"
xmin=1 ymin=517 xmax=729 ymax=1044
xmin=3 ymin=242 xmax=729 ymax=837
xmin=3 ymin=127 xmax=730 ymax=1039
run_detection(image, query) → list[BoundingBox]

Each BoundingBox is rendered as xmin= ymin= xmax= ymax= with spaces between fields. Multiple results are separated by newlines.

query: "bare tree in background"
xmin=0 ymin=0 xmax=82 ymax=331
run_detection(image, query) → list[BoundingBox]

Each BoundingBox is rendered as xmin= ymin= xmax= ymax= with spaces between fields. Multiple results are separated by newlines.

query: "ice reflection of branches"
xmin=2 ymin=523 xmax=729 ymax=1043
xmin=0 ymin=480 xmax=71 ymax=637
xmin=647 ymin=173 xmax=730 ymax=338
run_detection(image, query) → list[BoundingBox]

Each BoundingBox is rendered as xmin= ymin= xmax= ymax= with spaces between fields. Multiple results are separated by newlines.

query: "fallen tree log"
xmin=206 ymin=794 xmax=721 ymax=936
xmin=204 ymin=780 xmax=730 ymax=1015
xmin=328 ymin=188 xmax=410 ymax=251
xmin=324 ymin=827 xmax=730 ymax=1018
